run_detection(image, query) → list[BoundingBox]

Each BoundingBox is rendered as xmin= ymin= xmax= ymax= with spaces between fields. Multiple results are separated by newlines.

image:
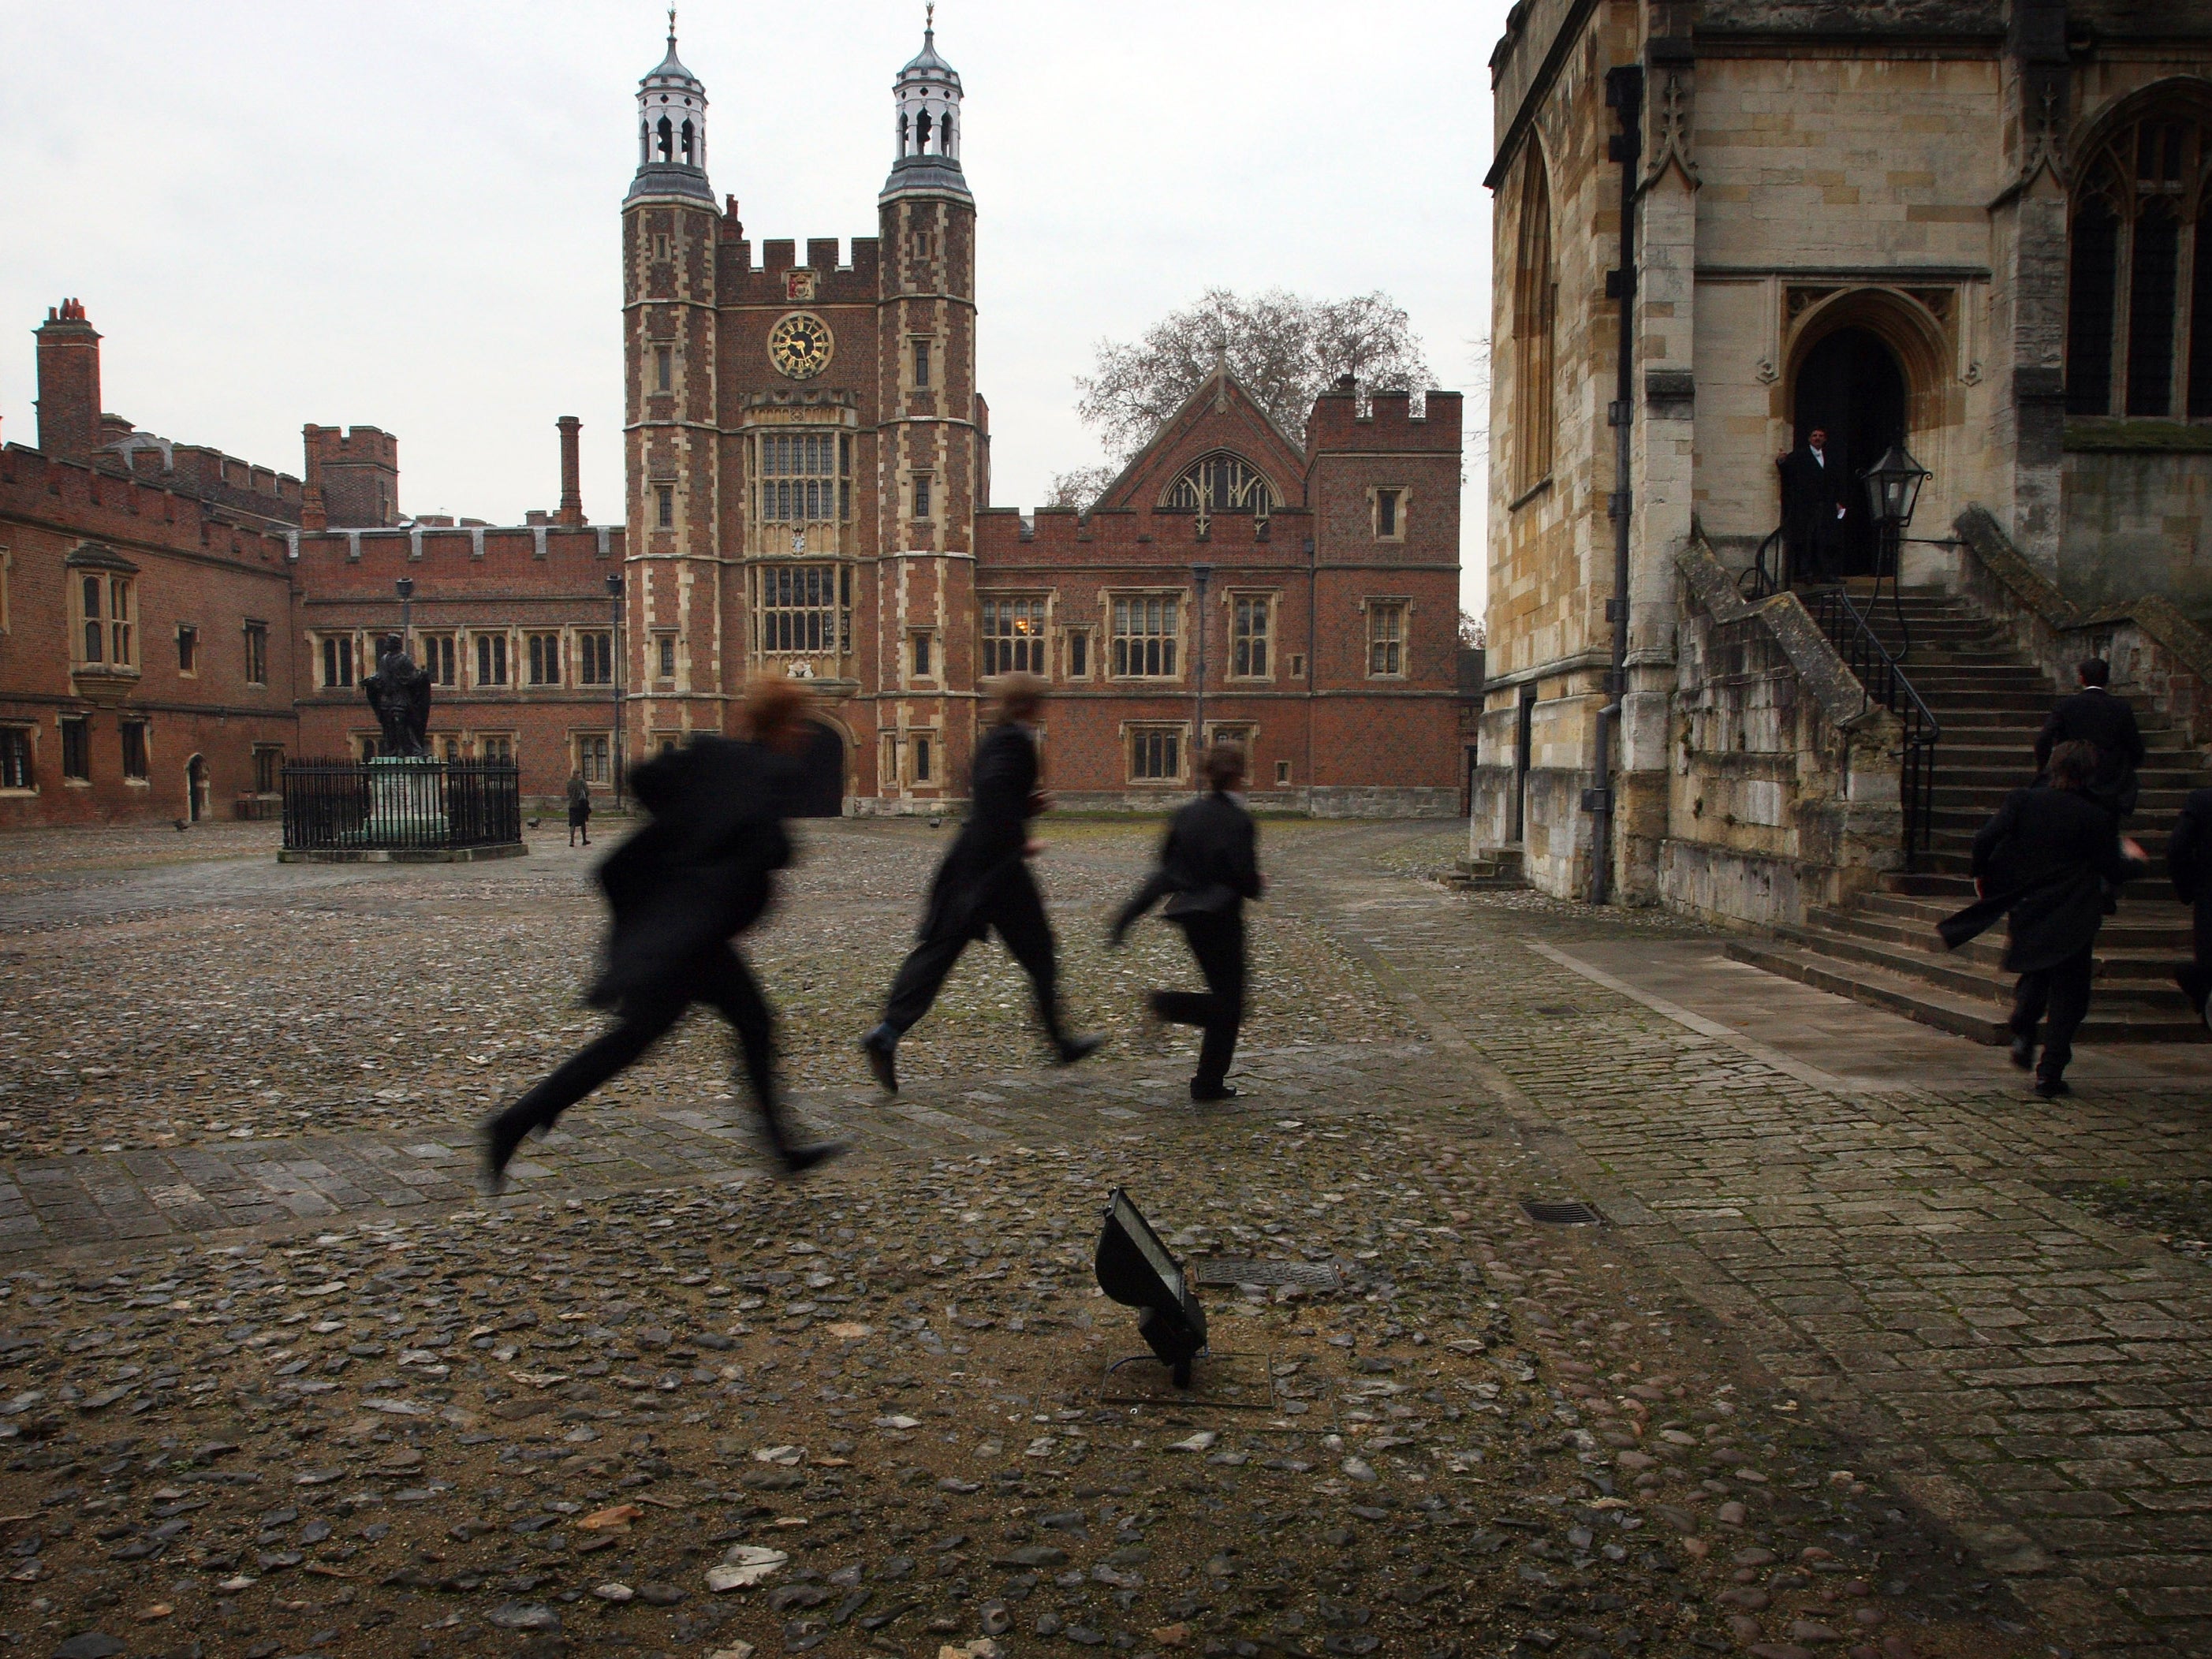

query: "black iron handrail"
xmin=1737 ymin=525 xmax=1787 ymax=601
xmin=283 ymin=759 xmax=521 ymax=852
xmin=1805 ymin=588 xmax=1942 ymax=871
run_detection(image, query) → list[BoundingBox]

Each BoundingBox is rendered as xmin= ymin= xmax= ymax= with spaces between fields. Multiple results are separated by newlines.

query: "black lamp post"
xmin=1859 ymin=442 xmax=1929 ymax=658
xmin=395 ymin=576 xmax=414 ymax=647
xmin=606 ymin=572 xmax=625 ymax=811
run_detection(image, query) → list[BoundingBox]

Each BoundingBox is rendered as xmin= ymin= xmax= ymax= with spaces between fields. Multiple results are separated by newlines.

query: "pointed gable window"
xmin=1163 ymin=452 xmax=1277 ymax=517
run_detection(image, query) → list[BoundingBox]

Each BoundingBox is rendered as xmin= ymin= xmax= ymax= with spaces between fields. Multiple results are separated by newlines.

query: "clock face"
xmin=769 ymin=311 xmax=834 ymax=380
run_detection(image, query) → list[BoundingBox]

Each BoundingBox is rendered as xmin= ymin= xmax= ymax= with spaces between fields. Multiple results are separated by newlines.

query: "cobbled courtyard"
xmin=0 ymin=818 xmax=2207 ymax=1659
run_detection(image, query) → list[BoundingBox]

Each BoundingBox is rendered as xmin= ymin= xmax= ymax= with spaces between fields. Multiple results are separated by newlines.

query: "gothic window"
xmin=1127 ymin=725 xmax=1184 ymax=784
xmin=578 ymin=632 xmax=614 ymax=687
xmin=980 ymin=596 xmax=1047 ymax=676
xmin=475 ymin=632 xmax=509 ymax=688
xmin=759 ymin=431 xmax=839 ymax=522
xmin=1512 ymin=144 xmax=1557 ymax=492
xmin=2066 ymin=109 xmax=2212 ymax=419
xmin=1162 ymin=452 xmax=1277 ymax=517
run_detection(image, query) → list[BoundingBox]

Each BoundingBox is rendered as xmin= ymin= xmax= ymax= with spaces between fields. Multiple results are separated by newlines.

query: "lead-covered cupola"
xmin=629 ymin=13 xmax=713 ymax=203
xmin=882 ymin=7 xmax=970 ymax=202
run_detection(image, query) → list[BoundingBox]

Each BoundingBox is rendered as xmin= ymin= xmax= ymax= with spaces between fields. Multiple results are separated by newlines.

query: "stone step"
xmin=1774 ymin=923 xmax=2192 ymax=1010
xmin=1723 ymin=938 xmax=2209 ymax=1046
xmin=1448 ymin=844 xmax=1527 ymax=893
xmin=1851 ymin=887 xmax=2198 ymax=935
xmin=1803 ymin=904 xmax=2194 ymax=964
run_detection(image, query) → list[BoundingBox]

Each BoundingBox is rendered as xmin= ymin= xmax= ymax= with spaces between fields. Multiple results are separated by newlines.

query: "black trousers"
xmin=2180 ymin=903 xmax=2211 ymax=1019
xmin=513 ymin=943 xmax=782 ymax=1135
xmin=1154 ymin=912 xmax=1246 ymax=1090
xmin=882 ymin=867 xmax=1067 ymax=1045
xmin=2010 ymin=945 xmax=2094 ymax=1080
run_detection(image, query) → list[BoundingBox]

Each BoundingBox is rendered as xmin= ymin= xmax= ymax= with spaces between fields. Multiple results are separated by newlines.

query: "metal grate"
xmin=1192 ymin=1258 xmax=1341 ymax=1292
xmin=1520 ymin=1199 xmax=1605 ymax=1226
xmin=1530 ymin=1005 xmax=1582 ymax=1019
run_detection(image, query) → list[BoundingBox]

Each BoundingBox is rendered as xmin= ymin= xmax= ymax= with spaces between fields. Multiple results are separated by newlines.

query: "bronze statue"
xmin=363 ymin=634 xmax=432 ymax=759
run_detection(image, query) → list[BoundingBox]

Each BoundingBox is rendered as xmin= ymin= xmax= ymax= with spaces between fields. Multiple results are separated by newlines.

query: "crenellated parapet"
xmin=1306 ymin=387 xmax=1464 ymax=453
xmin=0 ymin=443 xmax=293 ymax=565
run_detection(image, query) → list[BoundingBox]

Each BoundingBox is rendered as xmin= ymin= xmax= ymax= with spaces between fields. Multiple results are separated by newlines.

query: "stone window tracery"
xmin=2066 ymin=107 xmax=2212 ymax=419
xmin=1163 ymin=453 xmax=1277 ymax=520
xmin=1512 ymin=145 xmax=1557 ymax=492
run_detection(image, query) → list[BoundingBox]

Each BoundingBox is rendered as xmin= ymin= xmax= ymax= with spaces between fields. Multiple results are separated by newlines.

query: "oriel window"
xmin=759 ymin=431 xmax=839 ymax=523
xmin=759 ymin=565 xmax=841 ymax=654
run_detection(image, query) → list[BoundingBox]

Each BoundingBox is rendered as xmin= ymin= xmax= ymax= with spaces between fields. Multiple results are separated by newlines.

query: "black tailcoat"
xmin=2035 ymin=688 xmax=2146 ymax=818
xmin=1113 ymin=791 xmax=1264 ymax=934
xmin=1939 ymin=785 xmax=2144 ymax=972
xmin=919 ymin=721 xmax=1040 ymax=943
xmin=2172 ymin=788 xmax=2212 ymax=937
xmin=587 ymin=737 xmax=793 ymax=1009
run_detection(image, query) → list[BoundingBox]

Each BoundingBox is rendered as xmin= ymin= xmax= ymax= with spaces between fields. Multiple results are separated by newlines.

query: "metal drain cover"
xmin=1521 ymin=1199 xmax=1605 ymax=1226
xmin=1531 ymin=1005 xmax=1583 ymax=1019
xmin=1192 ymin=1258 xmax=1343 ymax=1292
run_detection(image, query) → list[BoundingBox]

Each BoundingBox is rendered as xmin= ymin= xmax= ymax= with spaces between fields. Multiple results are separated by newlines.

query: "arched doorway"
xmin=185 ymin=754 xmax=209 ymax=822
xmin=1792 ymin=326 xmax=1908 ymax=578
xmin=792 ymin=720 xmax=845 ymax=818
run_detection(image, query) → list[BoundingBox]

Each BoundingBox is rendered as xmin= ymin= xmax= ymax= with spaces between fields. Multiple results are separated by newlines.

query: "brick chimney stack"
xmin=35 ymin=299 xmax=103 ymax=462
xmin=557 ymin=416 xmax=584 ymax=526
xmin=300 ymin=423 xmax=330 ymax=531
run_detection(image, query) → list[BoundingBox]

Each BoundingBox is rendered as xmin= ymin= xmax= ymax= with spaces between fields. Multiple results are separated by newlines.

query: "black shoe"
xmin=2008 ymin=1035 xmax=2035 ymax=1070
xmin=776 ymin=1139 xmax=849 ymax=1178
xmin=1191 ymin=1082 xmax=1238 ymax=1103
xmin=861 ymin=1024 xmax=900 ymax=1094
xmin=1055 ymin=1035 xmax=1106 ymax=1067
xmin=2034 ymin=1075 xmax=2072 ymax=1098
xmin=478 ymin=1105 xmax=537 ymax=1195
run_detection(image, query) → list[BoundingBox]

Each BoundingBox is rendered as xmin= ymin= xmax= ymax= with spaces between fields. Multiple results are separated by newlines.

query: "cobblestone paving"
xmin=0 ymin=818 xmax=2203 ymax=1659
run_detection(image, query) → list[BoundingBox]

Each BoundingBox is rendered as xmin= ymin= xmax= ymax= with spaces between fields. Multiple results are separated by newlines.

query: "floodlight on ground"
xmin=1094 ymin=1187 xmax=1207 ymax=1387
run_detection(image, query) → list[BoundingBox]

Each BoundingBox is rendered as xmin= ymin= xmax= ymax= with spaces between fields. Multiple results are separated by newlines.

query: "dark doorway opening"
xmin=186 ymin=754 xmax=209 ymax=822
xmin=1791 ymin=326 xmax=1908 ymax=579
xmin=1511 ymin=686 xmax=1538 ymax=845
xmin=793 ymin=720 xmax=845 ymax=818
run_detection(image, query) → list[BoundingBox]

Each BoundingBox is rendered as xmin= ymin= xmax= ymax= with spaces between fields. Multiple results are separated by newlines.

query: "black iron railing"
xmin=1738 ymin=525 xmax=1787 ymax=601
xmin=282 ymin=759 xmax=521 ymax=852
xmin=1805 ymin=588 xmax=1942 ymax=871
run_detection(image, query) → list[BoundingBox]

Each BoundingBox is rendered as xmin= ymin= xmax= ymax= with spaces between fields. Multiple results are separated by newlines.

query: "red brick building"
xmin=0 ymin=19 xmax=1461 ymax=828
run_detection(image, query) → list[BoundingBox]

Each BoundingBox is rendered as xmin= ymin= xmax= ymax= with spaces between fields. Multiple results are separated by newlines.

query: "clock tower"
xmin=873 ymin=12 xmax=981 ymax=802
xmin=622 ymin=17 xmax=722 ymax=752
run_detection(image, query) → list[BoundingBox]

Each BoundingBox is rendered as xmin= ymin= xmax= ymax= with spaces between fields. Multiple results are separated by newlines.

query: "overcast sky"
xmin=0 ymin=2 xmax=1505 ymax=609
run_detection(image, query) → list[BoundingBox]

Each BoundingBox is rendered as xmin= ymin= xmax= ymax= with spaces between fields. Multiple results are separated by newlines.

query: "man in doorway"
xmin=860 ymin=673 xmax=1104 ymax=1093
xmin=1777 ymin=426 xmax=1849 ymax=585
xmin=2035 ymin=658 xmax=2146 ymax=822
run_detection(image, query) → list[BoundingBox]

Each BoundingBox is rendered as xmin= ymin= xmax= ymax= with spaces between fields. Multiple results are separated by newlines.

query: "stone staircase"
xmin=1449 ymin=843 xmax=1527 ymax=892
xmin=1726 ymin=585 xmax=2208 ymax=1044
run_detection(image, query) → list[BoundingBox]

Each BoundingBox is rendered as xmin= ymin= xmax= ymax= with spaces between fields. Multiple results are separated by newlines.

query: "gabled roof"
xmin=1090 ymin=366 xmax=1308 ymax=515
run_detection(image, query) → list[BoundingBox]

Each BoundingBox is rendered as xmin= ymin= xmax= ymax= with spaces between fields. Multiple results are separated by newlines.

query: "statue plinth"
xmin=360 ymin=755 xmax=448 ymax=843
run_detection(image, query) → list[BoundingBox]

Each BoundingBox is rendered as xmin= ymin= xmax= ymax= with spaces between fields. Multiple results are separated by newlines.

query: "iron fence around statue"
xmin=282 ymin=759 xmax=522 ymax=852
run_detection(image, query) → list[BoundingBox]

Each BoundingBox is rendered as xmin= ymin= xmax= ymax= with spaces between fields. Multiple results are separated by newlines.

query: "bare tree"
xmin=1042 ymin=464 xmax=1118 ymax=513
xmin=1075 ymin=288 xmax=1436 ymax=461
xmin=1458 ymin=609 xmax=1486 ymax=649
xmin=1464 ymin=338 xmax=1491 ymax=476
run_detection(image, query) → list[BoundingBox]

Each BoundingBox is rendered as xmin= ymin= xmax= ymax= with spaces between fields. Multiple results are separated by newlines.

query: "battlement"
xmin=89 ymin=422 xmax=306 ymax=524
xmin=304 ymin=424 xmax=398 ymax=469
xmin=0 ymin=442 xmax=292 ymax=565
xmin=722 ymin=237 xmax=883 ymax=305
xmin=292 ymin=519 xmax=626 ymax=595
xmin=303 ymin=423 xmax=400 ymax=529
xmin=1306 ymin=386 xmax=1464 ymax=453
xmin=975 ymin=500 xmax=1311 ymax=564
